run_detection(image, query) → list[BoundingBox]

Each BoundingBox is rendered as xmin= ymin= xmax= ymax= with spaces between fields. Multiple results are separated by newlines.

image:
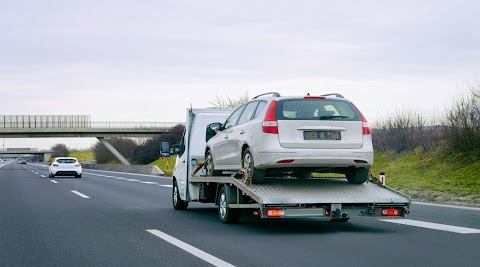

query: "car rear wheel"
xmin=218 ymin=186 xmax=241 ymax=224
xmin=242 ymin=148 xmax=264 ymax=184
xmin=173 ymin=180 xmax=188 ymax=210
xmin=345 ymin=168 xmax=369 ymax=184
xmin=76 ymin=174 xmax=82 ymax=178
xmin=204 ymin=151 xmax=222 ymax=176
xmin=49 ymin=173 xmax=53 ymax=178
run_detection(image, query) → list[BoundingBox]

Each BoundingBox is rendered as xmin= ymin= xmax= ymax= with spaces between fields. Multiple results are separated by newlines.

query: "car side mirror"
xmin=206 ymin=122 xmax=222 ymax=142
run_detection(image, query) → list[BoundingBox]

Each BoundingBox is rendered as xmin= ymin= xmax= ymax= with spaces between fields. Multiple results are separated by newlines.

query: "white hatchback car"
xmin=49 ymin=157 xmax=82 ymax=178
xmin=204 ymin=92 xmax=373 ymax=184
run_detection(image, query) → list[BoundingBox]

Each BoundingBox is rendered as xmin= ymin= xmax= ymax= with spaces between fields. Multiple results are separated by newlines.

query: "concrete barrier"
xmin=82 ymin=164 xmax=165 ymax=176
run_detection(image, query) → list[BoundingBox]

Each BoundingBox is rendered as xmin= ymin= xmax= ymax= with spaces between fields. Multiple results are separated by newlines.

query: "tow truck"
xmin=166 ymin=107 xmax=410 ymax=224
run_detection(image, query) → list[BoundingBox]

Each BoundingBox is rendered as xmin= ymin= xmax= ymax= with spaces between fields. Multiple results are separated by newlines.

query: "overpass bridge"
xmin=0 ymin=115 xmax=184 ymax=165
xmin=0 ymin=149 xmax=54 ymax=162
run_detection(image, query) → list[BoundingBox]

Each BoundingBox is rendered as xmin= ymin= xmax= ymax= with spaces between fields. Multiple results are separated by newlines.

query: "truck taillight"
xmin=266 ymin=209 xmax=284 ymax=217
xmin=382 ymin=208 xmax=399 ymax=216
xmin=262 ymin=101 xmax=278 ymax=134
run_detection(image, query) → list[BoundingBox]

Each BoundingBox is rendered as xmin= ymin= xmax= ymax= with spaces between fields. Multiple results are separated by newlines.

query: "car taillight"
xmin=52 ymin=164 xmax=59 ymax=167
xmin=382 ymin=208 xmax=399 ymax=216
xmin=352 ymin=103 xmax=371 ymax=135
xmin=74 ymin=164 xmax=80 ymax=167
xmin=266 ymin=209 xmax=284 ymax=217
xmin=262 ymin=101 xmax=278 ymax=134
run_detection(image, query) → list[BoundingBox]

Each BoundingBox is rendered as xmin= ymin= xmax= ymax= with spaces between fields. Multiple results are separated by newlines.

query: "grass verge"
xmin=149 ymin=156 xmax=177 ymax=176
xmin=69 ymin=150 xmax=95 ymax=162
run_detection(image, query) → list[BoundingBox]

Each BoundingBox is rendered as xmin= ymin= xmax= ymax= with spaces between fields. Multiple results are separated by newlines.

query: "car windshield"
xmin=276 ymin=99 xmax=361 ymax=121
xmin=57 ymin=159 xmax=77 ymax=164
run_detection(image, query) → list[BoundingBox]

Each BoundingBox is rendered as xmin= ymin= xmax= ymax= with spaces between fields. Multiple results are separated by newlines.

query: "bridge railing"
xmin=0 ymin=115 xmax=183 ymax=129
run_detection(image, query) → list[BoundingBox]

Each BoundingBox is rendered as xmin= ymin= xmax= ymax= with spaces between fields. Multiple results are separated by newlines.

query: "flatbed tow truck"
xmin=169 ymin=108 xmax=411 ymax=224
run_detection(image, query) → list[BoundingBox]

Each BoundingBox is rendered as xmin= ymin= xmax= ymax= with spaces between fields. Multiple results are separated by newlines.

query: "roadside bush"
xmin=51 ymin=143 xmax=70 ymax=157
xmin=372 ymin=109 xmax=441 ymax=153
xmin=442 ymin=83 xmax=480 ymax=158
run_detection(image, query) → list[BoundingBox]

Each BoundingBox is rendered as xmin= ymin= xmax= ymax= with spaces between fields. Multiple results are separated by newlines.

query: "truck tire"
xmin=242 ymin=148 xmax=264 ymax=184
xmin=205 ymin=151 xmax=222 ymax=176
xmin=346 ymin=168 xmax=369 ymax=184
xmin=218 ymin=186 xmax=241 ymax=224
xmin=173 ymin=180 xmax=188 ymax=210
xmin=294 ymin=169 xmax=312 ymax=179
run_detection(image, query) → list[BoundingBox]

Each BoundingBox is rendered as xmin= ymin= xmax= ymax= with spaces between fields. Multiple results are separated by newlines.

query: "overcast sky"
xmin=1 ymin=0 xmax=479 ymax=150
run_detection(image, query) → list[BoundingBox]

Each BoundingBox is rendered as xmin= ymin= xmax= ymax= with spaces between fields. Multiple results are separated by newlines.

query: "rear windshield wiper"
xmin=319 ymin=115 xmax=350 ymax=120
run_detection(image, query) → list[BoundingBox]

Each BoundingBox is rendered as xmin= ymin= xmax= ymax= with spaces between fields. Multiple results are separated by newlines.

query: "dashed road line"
xmin=50 ymin=180 xmax=58 ymax=184
xmin=147 ymin=229 xmax=235 ymax=267
xmin=380 ymin=219 xmax=480 ymax=234
xmin=85 ymin=172 xmax=172 ymax=187
xmin=71 ymin=190 xmax=90 ymax=199
xmin=41 ymin=175 xmax=46 ymax=177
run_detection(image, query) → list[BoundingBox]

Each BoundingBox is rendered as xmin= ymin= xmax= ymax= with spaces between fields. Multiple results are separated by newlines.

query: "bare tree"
xmin=209 ymin=91 xmax=250 ymax=108
xmin=51 ymin=143 xmax=70 ymax=157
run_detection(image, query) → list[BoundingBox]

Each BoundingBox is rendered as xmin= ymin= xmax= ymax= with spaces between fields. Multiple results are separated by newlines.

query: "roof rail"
xmin=253 ymin=92 xmax=281 ymax=99
xmin=321 ymin=93 xmax=344 ymax=98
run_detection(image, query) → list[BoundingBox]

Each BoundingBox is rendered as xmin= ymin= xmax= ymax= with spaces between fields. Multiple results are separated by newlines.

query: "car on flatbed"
xmin=204 ymin=92 xmax=373 ymax=184
xmin=49 ymin=157 xmax=82 ymax=178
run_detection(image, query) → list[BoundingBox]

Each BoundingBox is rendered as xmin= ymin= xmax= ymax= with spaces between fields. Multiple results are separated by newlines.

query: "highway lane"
xmin=1 ymin=162 xmax=479 ymax=267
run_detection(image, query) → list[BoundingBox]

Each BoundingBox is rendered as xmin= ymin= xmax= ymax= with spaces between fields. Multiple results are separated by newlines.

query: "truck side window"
xmin=223 ymin=105 xmax=245 ymax=129
xmin=178 ymin=129 xmax=186 ymax=157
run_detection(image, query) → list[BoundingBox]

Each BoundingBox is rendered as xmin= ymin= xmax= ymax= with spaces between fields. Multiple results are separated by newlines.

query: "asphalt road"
xmin=1 ymin=161 xmax=479 ymax=267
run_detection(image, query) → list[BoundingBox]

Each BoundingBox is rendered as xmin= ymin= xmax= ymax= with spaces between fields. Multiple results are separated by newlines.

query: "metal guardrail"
xmin=0 ymin=115 xmax=183 ymax=129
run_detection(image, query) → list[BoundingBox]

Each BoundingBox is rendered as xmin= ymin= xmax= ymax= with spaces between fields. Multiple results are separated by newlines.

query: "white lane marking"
xmin=85 ymin=172 xmax=172 ymax=188
xmin=71 ymin=190 xmax=90 ymax=199
xmin=147 ymin=229 xmax=235 ymax=267
xmin=35 ymin=172 xmax=39 ymax=174
xmin=50 ymin=180 xmax=58 ymax=184
xmin=82 ymin=168 xmax=172 ymax=179
xmin=41 ymin=175 xmax=46 ymax=177
xmin=380 ymin=219 xmax=480 ymax=234
xmin=413 ymin=201 xmax=480 ymax=211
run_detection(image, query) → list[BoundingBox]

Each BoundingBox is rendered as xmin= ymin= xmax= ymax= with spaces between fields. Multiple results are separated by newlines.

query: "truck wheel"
xmin=205 ymin=151 xmax=222 ymax=176
xmin=218 ymin=186 xmax=241 ymax=224
xmin=294 ymin=169 xmax=311 ymax=179
xmin=242 ymin=148 xmax=264 ymax=184
xmin=346 ymin=168 xmax=369 ymax=184
xmin=173 ymin=180 xmax=188 ymax=210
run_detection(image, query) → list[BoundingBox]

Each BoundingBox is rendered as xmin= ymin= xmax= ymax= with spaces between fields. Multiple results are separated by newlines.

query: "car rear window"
xmin=57 ymin=159 xmax=77 ymax=163
xmin=276 ymin=99 xmax=361 ymax=121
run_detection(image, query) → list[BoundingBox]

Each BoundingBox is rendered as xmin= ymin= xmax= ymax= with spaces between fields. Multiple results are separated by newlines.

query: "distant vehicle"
xmin=49 ymin=157 xmax=82 ymax=178
xmin=205 ymin=92 xmax=374 ymax=184
xmin=20 ymin=157 xmax=27 ymax=164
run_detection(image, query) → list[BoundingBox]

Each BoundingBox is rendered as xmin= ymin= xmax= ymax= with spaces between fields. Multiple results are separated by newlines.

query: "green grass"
xmin=149 ymin=156 xmax=177 ymax=176
xmin=371 ymin=149 xmax=480 ymax=204
xmin=69 ymin=150 xmax=95 ymax=162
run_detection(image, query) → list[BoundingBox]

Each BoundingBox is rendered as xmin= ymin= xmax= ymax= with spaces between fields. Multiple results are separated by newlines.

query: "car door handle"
xmin=224 ymin=135 xmax=229 ymax=139
xmin=240 ymin=130 xmax=245 ymax=134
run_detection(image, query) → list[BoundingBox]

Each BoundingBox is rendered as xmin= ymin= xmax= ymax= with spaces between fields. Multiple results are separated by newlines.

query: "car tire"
xmin=294 ymin=169 xmax=312 ymax=179
xmin=49 ymin=173 xmax=53 ymax=178
xmin=218 ymin=186 xmax=241 ymax=224
xmin=204 ymin=151 xmax=222 ymax=176
xmin=242 ymin=148 xmax=265 ymax=184
xmin=172 ymin=180 xmax=188 ymax=210
xmin=345 ymin=168 xmax=369 ymax=184
xmin=76 ymin=174 xmax=82 ymax=178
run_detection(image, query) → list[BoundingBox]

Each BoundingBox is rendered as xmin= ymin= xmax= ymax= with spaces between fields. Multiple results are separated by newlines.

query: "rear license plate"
xmin=304 ymin=131 xmax=341 ymax=140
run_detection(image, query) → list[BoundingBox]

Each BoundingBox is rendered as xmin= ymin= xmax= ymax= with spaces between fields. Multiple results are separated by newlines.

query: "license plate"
xmin=304 ymin=131 xmax=341 ymax=140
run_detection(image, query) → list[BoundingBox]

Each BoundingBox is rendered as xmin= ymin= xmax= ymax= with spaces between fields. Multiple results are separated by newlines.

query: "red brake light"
xmin=266 ymin=209 xmax=284 ymax=217
xmin=74 ymin=164 xmax=81 ymax=167
xmin=262 ymin=101 xmax=278 ymax=134
xmin=52 ymin=164 xmax=59 ymax=167
xmin=352 ymin=103 xmax=371 ymax=135
xmin=382 ymin=208 xmax=399 ymax=216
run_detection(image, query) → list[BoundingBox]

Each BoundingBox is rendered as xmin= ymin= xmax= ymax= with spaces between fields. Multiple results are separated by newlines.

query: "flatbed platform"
xmin=189 ymin=176 xmax=410 ymax=206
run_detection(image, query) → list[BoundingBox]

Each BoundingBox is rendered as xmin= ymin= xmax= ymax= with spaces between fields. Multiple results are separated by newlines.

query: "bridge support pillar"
xmin=97 ymin=137 xmax=131 ymax=165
